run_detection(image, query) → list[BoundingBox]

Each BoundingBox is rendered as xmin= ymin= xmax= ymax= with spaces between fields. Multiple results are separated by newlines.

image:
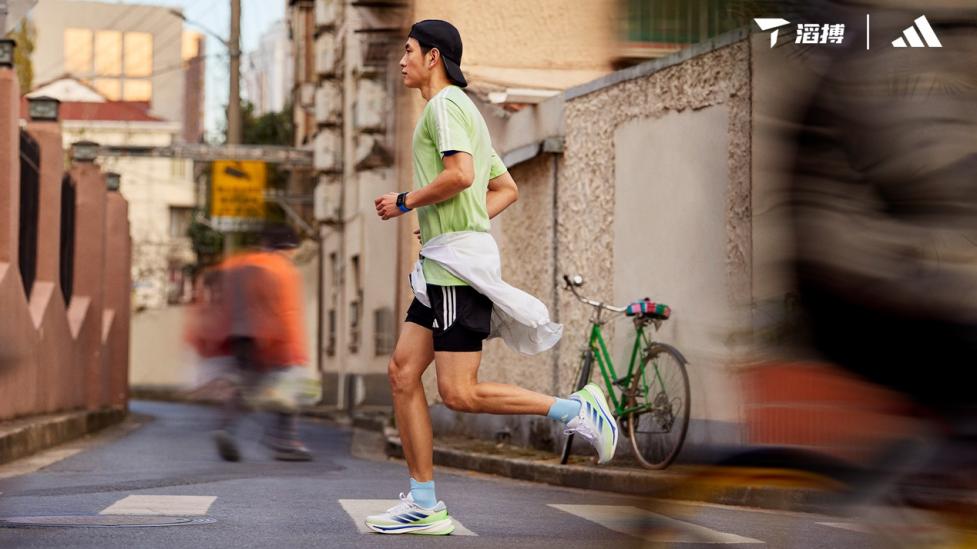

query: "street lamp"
xmin=0 ymin=39 xmax=15 ymax=68
xmin=71 ymin=140 xmax=99 ymax=163
xmin=105 ymin=172 xmax=121 ymax=192
xmin=27 ymin=96 xmax=60 ymax=122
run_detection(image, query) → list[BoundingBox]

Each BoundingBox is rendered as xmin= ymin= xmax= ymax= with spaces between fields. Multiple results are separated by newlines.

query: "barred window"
xmin=624 ymin=0 xmax=741 ymax=45
xmin=374 ymin=307 xmax=395 ymax=356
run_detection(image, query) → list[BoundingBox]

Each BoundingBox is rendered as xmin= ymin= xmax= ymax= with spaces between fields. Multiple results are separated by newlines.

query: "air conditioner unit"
xmin=300 ymin=83 xmax=316 ymax=108
xmin=314 ymin=177 xmax=341 ymax=223
xmin=314 ymin=129 xmax=342 ymax=172
xmin=315 ymin=0 xmax=338 ymax=29
xmin=315 ymin=82 xmax=342 ymax=125
xmin=315 ymin=33 xmax=339 ymax=77
xmin=354 ymin=78 xmax=387 ymax=131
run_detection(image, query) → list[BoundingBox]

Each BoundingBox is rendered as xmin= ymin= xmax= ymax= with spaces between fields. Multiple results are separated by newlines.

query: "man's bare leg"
xmin=387 ymin=322 xmax=435 ymax=482
xmin=434 ymin=351 xmax=556 ymax=415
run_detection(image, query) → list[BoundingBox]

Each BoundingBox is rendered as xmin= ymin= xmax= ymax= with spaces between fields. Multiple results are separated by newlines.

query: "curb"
xmin=0 ymin=407 xmax=127 ymax=466
xmin=384 ymin=436 xmax=837 ymax=514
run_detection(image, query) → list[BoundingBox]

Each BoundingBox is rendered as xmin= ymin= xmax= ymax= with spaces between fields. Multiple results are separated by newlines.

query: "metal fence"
xmin=60 ymin=174 xmax=76 ymax=305
xmin=18 ymin=129 xmax=40 ymax=298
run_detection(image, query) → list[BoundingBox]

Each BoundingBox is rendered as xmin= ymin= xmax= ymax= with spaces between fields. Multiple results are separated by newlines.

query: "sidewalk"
xmin=379 ymin=430 xmax=838 ymax=514
xmin=0 ymin=408 xmax=127 ymax=466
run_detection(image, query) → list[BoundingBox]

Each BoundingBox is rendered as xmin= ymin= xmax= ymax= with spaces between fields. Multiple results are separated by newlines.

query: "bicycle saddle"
xmin=625 ymin=299 xmax=671 ymax=320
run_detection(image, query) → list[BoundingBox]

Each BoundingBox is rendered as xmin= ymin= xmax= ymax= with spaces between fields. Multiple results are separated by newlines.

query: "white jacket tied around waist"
xmin=410 ymin=231 xmax=563 ymax=355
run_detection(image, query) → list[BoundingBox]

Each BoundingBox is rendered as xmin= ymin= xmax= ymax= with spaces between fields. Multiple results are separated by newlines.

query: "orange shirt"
xmin=185 ymin=251 xmax=308 ymax=368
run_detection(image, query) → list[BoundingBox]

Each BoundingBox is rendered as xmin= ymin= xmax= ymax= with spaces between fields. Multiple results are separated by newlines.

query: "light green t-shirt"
xmin=412 ymin=85 xmax=508 ymax=286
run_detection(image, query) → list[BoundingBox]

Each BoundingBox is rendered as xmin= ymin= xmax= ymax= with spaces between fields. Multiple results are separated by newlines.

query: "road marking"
xmin=100 ymin=495 xmax=217 ymax=516
xmin=817 ymin=521 xmax=873 ymax=533
xmin=338 ymin=499 xmax=477 ymax=536
xmin=549 ymin=504 xmax=763 ymax=544
xmin=0 ymin=448 xmax=86 ymax=480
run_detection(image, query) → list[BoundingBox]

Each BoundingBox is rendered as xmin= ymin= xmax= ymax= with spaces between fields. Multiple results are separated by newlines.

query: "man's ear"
xmin=428 ymin=47 xmax=440 ymax=69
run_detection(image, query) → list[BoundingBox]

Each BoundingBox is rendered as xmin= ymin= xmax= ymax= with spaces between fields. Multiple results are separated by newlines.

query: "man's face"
xmin=400 ymin=37 xmax=431 ymax=88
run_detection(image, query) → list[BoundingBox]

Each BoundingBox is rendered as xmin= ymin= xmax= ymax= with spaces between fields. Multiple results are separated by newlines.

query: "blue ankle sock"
xmin=409 ymin=478 xmax=437 ymax=509
xmin=547 ymin=398 xmax=581 ymax=424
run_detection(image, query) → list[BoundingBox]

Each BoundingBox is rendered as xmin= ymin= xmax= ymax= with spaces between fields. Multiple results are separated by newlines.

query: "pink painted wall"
xmin=0 ymin=64 xmax=131 ymax=420
xmin=26 ymin=121 xmax=75 ymax=414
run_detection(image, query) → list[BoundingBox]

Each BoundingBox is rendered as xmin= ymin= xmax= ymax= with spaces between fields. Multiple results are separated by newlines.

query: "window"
xmin=92 ymin=78 xmax=122 ymax=100
xmin=348 ymin=255 xmax=362 ymax=354
xmin=63 ymin=28 xmax=154 ymax=101
xmin=624 ymin=0 xmax=741 ymax=45
xmin=64 ymin=28 xmax=93 ymax=73
xmin=326 ymin=309 xmax=336 ymax=356
xmin=374 ymin=307 xmax=394 ymax=356
xmin=94 ymin=30 xmax=122 ymax=76
xmin=169 ymin=206 xmax=194 ymax=238
xmin=124 ymin=79 xmax=152 ymax=101
xmin=18 ymin=130 xmax=40 ymax=298
xmin=123 ymin=32 xmax=153 ymax=77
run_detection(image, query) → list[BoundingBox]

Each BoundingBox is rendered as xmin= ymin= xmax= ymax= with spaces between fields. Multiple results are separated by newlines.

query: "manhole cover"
xmin=0 ymin=516 xmax=216 ymax=528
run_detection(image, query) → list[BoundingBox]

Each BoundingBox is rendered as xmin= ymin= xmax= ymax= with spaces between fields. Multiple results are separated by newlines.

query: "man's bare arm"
xmin=375 ymin=153 xmax=474 ymax=220
xmin=486 ymin=170 xmax=518 ymax=219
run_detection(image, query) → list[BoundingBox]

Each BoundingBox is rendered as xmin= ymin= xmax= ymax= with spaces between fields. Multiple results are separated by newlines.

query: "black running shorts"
xmin=405 ymin=284 xmax=493 ymax=352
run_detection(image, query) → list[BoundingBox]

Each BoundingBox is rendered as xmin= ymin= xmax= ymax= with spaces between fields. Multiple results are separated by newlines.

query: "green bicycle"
xmin=560 ymin=274 xmax=690 ymax=469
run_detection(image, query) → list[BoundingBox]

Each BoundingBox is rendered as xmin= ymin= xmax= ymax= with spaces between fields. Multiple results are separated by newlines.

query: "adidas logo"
xmin=892 ymin=16 xmax=942 ymax=48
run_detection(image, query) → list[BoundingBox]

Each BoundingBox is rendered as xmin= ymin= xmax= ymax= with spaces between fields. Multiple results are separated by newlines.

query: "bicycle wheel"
xmin=560 ymin=349 xmax=594 ymax=465
xmin=627 ymin=343 xmax=690 ymax=469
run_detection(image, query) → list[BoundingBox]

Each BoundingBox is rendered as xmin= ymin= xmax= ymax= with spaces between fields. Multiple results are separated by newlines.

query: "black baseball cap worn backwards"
xmin=409 ymin=19 xmax=467 ymax=88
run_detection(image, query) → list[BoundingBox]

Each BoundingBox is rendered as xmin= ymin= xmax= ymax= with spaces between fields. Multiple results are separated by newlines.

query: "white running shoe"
xmin=365 ymin=492 xmax=454 ymax=535
xmin=565 ymin=382 xmax=618 ymax=464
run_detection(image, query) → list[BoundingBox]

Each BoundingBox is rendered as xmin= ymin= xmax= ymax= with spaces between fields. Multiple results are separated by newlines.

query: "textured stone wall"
xmin=422 ymin=153 xmax=560 ymax=409
xmin=481 ymin=154 xmax=559 ymax=395
xmin=557 ymin=41 xmax=752 ymax=397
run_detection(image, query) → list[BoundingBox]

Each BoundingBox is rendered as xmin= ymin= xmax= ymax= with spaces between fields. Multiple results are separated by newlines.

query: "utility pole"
xmin=227 ymin=0 xmax=242 ymax=145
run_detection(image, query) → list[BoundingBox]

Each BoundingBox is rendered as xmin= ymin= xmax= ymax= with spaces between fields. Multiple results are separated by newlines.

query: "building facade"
xmin=23 ymin=78 xmax=196 ymax=310
xmin=182 ymin=31 xmax=206 ymax=143
xmin=29 ymin=0 xmax=187 ymax=127
xmin=244 ymin=19 xmax=293 ymax=116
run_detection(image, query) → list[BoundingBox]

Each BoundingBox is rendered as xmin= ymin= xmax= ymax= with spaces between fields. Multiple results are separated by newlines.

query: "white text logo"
xmin=892 ymin=15 xmax=942 ymax=48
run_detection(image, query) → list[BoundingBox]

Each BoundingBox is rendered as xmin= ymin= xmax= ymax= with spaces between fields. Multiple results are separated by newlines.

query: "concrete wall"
xmin=0 ymin=68 xmax=131 ymax=420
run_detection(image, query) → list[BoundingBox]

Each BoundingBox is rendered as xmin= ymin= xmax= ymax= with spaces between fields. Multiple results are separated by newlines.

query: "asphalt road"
xmin=0 ymin=401 xmax=888 ymax=548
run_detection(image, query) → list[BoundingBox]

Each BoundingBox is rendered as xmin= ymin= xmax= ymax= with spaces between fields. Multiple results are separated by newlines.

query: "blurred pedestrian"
xmin=208 ymin=224 xmax=314 ymax=462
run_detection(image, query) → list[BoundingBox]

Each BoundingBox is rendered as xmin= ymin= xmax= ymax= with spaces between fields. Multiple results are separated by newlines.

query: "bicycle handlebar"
xmin=562 ymin=274 xmax=628 ymax=314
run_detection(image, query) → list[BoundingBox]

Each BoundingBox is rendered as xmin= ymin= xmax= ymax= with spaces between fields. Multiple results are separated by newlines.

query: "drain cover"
xmin=0 ymin=516 xmax=216 ymax=528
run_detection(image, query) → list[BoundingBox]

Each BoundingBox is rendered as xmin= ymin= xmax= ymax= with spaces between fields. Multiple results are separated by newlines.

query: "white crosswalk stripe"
xmin=100 ymin=495 xmax=217 ymax=516
xmin=817 ymin=521 xmax=873 ymax=533
xmin=338 ymin=499 xmax=477 ymax=536
xmin=549 ymin=504 xmax=763 ymax=545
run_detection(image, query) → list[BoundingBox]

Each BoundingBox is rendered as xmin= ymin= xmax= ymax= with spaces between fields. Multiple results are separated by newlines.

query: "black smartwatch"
xmin=396 ymin=192 xmax=412 ymax=213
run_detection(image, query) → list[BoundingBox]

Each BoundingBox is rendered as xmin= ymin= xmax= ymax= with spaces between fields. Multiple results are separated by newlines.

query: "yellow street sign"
xmin=211 ymin=160 xmax=266 ymax=230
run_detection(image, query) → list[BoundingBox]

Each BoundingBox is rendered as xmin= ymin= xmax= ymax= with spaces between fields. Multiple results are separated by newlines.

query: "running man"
xmin=368 ymin=19 xmax=616 ymax=536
